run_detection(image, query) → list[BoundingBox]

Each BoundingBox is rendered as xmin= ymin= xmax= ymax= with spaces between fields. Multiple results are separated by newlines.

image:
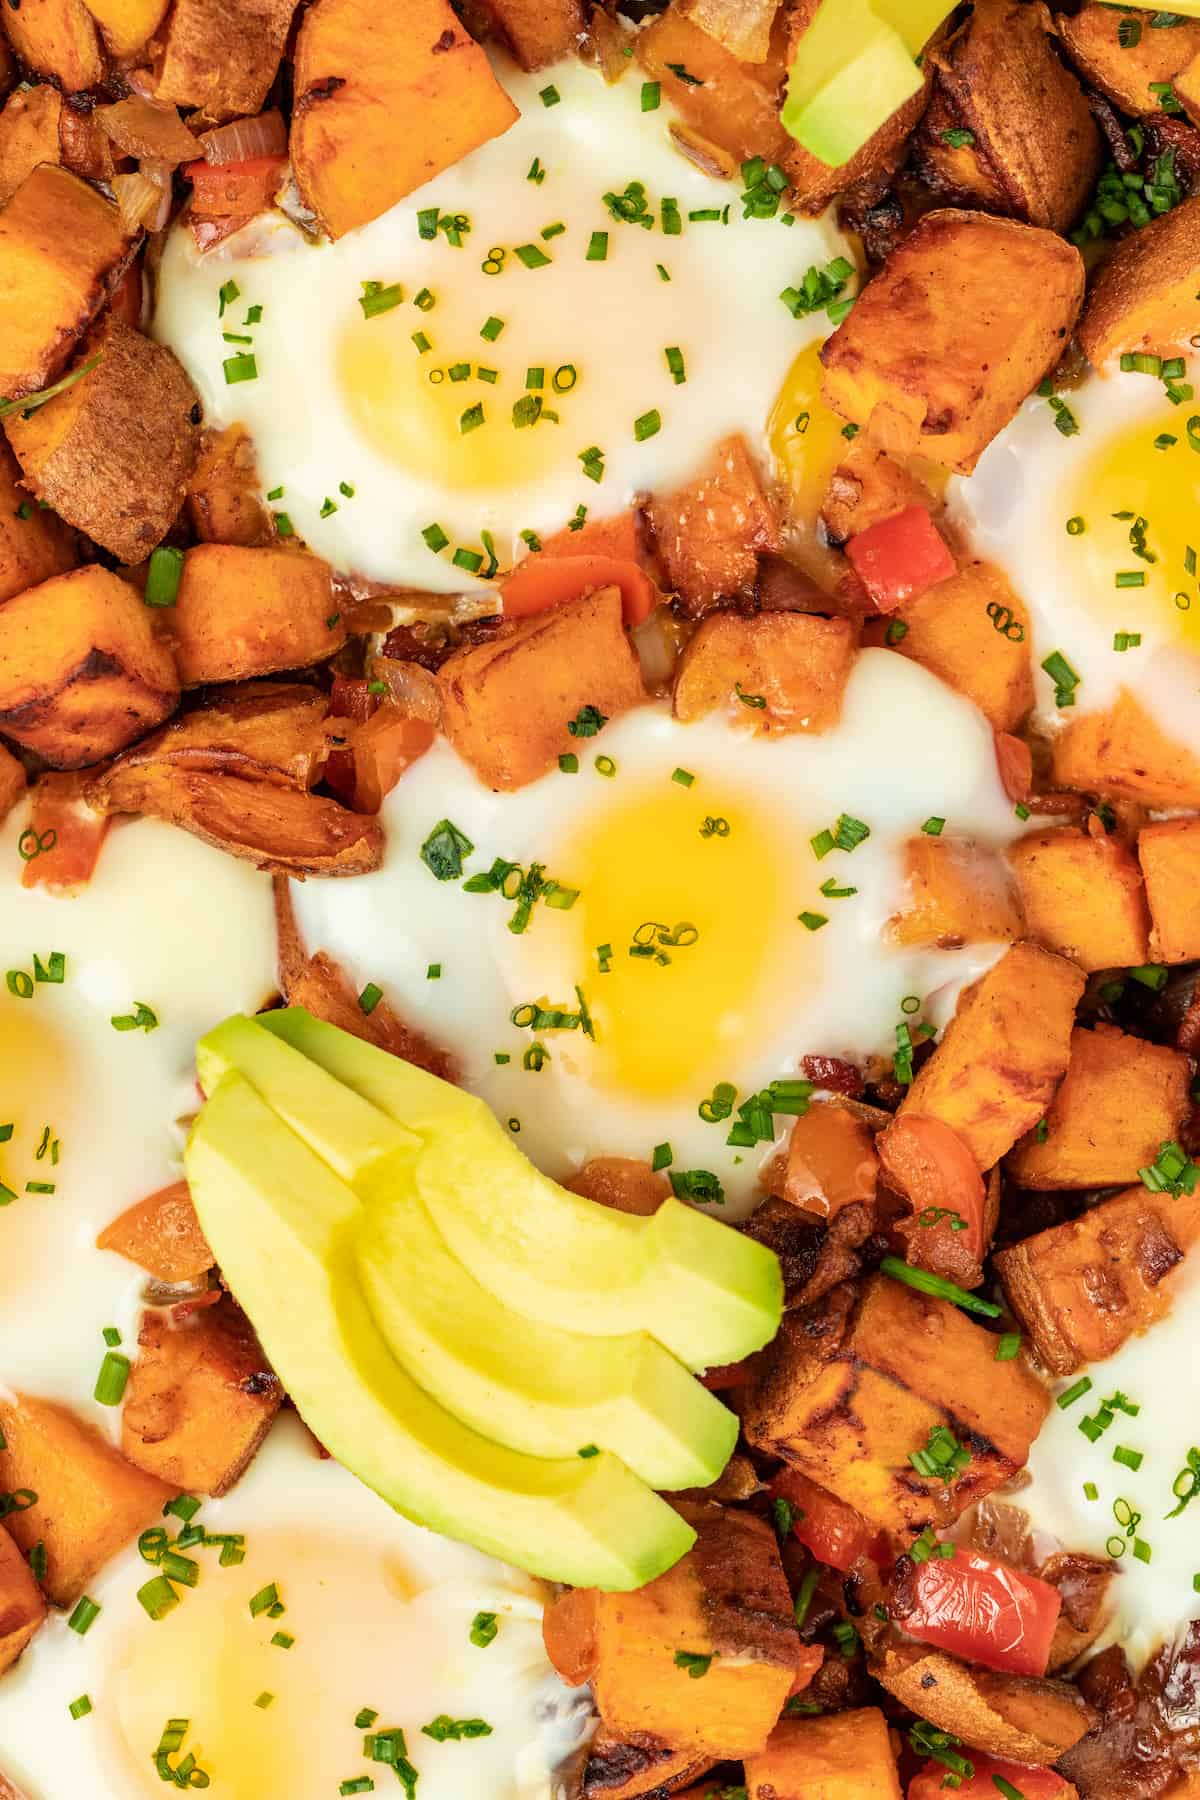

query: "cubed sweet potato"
xmin=0 ymin=1526 xmax=45 ymax=1674
xmin=587 ymin=1498 xmax=801 ymax=1759
xmin=103 ymin=682 xmax=333 ymax=791
xmin=580 ymin=1733 xmax=714 ymax=1800
xmin=743 ymin=1275 xmax=1050 ymax=1536
xmin=292 ymin=0 xmax=519 ymax=241
xmin=820 ymin=441 xmax=936 ymax=547
xmin=875 ymin=1642 xmax=1095 ymax=1765
xmin=186 ymin=423 xmax=271 ymax=547
xmin=566 ymin=1158 xmax=668 ymax=1217
xmin=745 ymin=1709 xmax=902 ymax=1800
xmin=887 ymin=836 xmax=1025 ymax=949
xmin=437 ymin=585 xmax=645 ymax=790
xmin=472 ymin=0 xmax=583 ymax=69
xmin=914 ymin=0 xmax=1099 ymax=232
xmin=864 ymin=559 xmax=1033 ymax=733
xmin=0 ymin=1393 xmax=173 ymax=1605
xmin=635 ymin=12 xmax=789 ymax=172
xmin=96 ymin=1179 xmax=213 ymax=1283
xmin=1007 ymin=1023 xmax=1191 ymax=1190
xmin=1007 ymin=826 xmax=1150 ymax=972
xmin=821 ymin=211 xmax=1084 ymax=474
xmin=996 ymin=1183 xmax=1200 ymax=1377
xmin=0 ymin=438 xmax=74 ymax=602
xmin=2 ymin=0 xmax=103 ymax=90
xmin=1051 ymin=689 xmax=1200 ymax=808
xmin=6 ymin=319 xmax=200 ymax=564
xmin=0 ymin=164 xmax=131 ymax=401
xmin=673 ymin=610 xmax=856 ymax=734
xmin=156 ymin=0 xmax=297 ymax=120
xmin=81 ymin=0 xmax=169 ymax=56
xmin=1079 ymin=193 xmax=1200 ymax=367
xmin=1056 ymin=4 xmax=1200 ymax=116
xmin=1138 ymin=816 xmax=1200 ymax=964
xmin=0 ymin=563 xmax=178 ymax=768
xmin=0 ymin=85 xmax=62 ymax=208
xmin=887 ymin=942 xmax=1084 ymax=1174
xmin=648 ymin=435 xmax=780 ymax=615
xmin=165 ymin=544 xmax=344 ymax=686
xmin=121 ymin=1297 xmax=282 ymax=1495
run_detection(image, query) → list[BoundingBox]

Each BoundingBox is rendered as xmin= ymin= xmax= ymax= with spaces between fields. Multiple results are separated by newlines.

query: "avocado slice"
xmin=782 ymin=0 xmax=954 ymax=169
xmin=232 ymin=1009 xmax=784 ymax=1370
xmin=185 ymin=1071 xmax=696 ymax=1590
xmin=357 ymin=1194 xmax=738 ymax=1490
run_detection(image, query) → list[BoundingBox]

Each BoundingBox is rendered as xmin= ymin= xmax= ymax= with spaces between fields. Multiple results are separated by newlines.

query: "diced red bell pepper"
xmin=846 ymin=505 xmax=956 ymax=612
xmin=908 ymin=1751 xmax=1078 ymax=1799
xmin=898 ymin=1548 xmax=1061 ymax=1678
xmin=770 ymin=1468 xmax=884 ymax=1573
xmin=878 ymin=1114 xmax=987 ymax=1260
xmin=184 ymin=154 xmax=287 ymax=219
xmin=500 ymin=553 xmax=657 ymax=627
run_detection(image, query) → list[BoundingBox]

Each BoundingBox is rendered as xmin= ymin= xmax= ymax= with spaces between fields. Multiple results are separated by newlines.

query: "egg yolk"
xmin=1066 ymin=408 xmax=1200 ymax=650
xmin=337 ymin=313 xmax=574 ymax=494
xmin=560 ymin=780 xmax=813 ymax=1101
xmin=0 ymin=988 xmax=66 ymax=1193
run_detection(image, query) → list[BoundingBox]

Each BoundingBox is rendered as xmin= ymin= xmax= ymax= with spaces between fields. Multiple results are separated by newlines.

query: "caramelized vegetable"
xmin=0 ymin=439 xmax=75 ymax=602
xmin=1008 ymin=827 xmax=1151 ymax=972
xmin=166 ymin=545 xmax=344 ymax=687
xmin=501 ymin=552 xmax=657 ymax=628
xmin=875 ymin=1641 xmax=1095 ymax=1765
xmin=745 ymin=1709 xmax=903 ymax=1800
xmin=673 ymin=609 xmax=857 ymax=733
xmin=865 ymin=559 xmax=1034 ymax=734
xmin=19 ymin=772 xmax=108 ymax=889
xmin=186 ymin=424 xmax=271 ymax=547
xmin=472 ymin=0 xmax=585 ymax=70
xmin=782 ymin=1099 xmax=878 ymax=1219
xmin=2 ymin=0 xmax=103 ymax=91
xmin=1079 ymin=194 xmax=1200 ymax=367
xmin=1139 ymin=817 xmax=1200 ymax=964
xmin=96 ymin=1180 xmax=213 ymax=1284
xmin=565 ymin=1158 xmax=669 ymax=1217
xmin=156 ymin=0 xmax=298 ymax=122
xmin=1051 ymin=689 xmax=1200 ymax=808
xmin=648 ymin=435 xmax=780 ymax=615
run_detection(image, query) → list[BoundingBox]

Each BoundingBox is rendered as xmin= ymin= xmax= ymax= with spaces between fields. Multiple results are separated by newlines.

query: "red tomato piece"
xmin=878 ymin=1114 xmax=987 ymax=1258
xmin=20 ymin=774 xmax=109 ymax=890
xmin=185 ymin=154 xmax=287 ymax=219
xmin=845 ymin=505 xmax=956 ymax=612
xmin=500 ymin=553 xmax=657 ymax=627
xmin=770 ymin=1468 xmax=881 ymax=1573
xmin=900 ymin=1549 xmax=1061 ymax=1677
xmin=908 ymin=1751 xmax=1078 ymax=1799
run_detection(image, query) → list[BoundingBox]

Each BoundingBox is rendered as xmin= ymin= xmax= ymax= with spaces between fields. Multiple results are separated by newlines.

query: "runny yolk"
xmin=560 ymin=780 xmax=813 ymax=1101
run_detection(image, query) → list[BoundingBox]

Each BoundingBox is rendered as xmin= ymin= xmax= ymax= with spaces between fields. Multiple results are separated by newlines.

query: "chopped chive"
xmin=798 ymin=911 xmax=828 ymax=931
xmin=558 ymin=752 xmax=578 ymax=773
xmin=586 ymin=230 xmax=609 ymax=262
xmin=93 ymin=1351 xmax=130 ymax=1406
xmin=1058 ymin=1376 xmax=1093 ymax=1409
xmin=665 ymin=346 xmax=686 ymax=384
xmin=137 ymin=1576 xmax=179 ymax=1621
xmin=880 ymin=1255 xmax=1001 ymax=1318
xmin=515 ymin=243 xmax=551 ymax=269
xmin=995 ymin=1332 xmax=1021 ymax=1361
xmin=672 ymin=767 xmax=695 ymax=787
xmin=358 ymin=281 xmax=403 ymax=319
xmin=145 ymin=546 xmax=184 ymax=609
xmin=222 ymin=353 xmax=257 ymax=385
xmin=459 ymin=402 xmax=485 ymax=434
xmin=470 ymin=1611 xmax=499 ymax=1647
xmin=358 ymin=983 xmax=383 ymax=1016
xmin=422 ymin=522 xmax=450 ymax=554
xmin=67 ymin=1595 xmax=100 ymax=1635
xmin=634 ymin=409 xmax=661 ymax=442
xmin=539 ymin=83 xmax=560 ymax=106
xmin=69 ymin=1695 xmax=92 ymax=1720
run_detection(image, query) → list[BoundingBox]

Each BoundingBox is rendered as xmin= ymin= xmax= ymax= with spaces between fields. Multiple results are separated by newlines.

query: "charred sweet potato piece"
xmin=586 ymin=1498 xmax=801 ymax=1759
xmin=165 ymin=545 xmax=344 ymax=686
xmin=97 ymin=1180 xmax=213 ymax=1284
xmin=472 ymin=0 xmax=584 ymax=69
xmin=995 ymin=1184 xmax=1200 ymax=1377
xmin=0 ymin=439 xmax=74 ymax=602
xmin=1055 ymin=3 xmax=1200 ymax=117
xmin=292 ymin=0 xmax=518 ymax=240
xmin=0 ymin=1525 xmax=45 ymax=1672
xmin=81 ymin=0 xmax=170 ymax=56
xmin=673 ymin=610 xmax=856 ymax=733
xmin=186 ymin=424 xmax=271 ymax=547
xmin=0 ymin=564 xmax=178 ymax=768
xmin=6 ymin=320 xmax=200 ymax=565
xmin=1051 ymin=689 xmax=1200 ymax=808
xmin=886 ymin=943 xmax=1084 ymax=1174
xmin=0 ymin=1393 xmax=172 ymax=1605
xmin=121 ymin=1297 xmax=282 ymax=1495
xmin=1007 ymin=827 xmax=1150 ymax=972
xmin=438 ymin=586 xmax=644 ymax=790
xmin=1138 ymin=816 xmax=1200 ymax=964
xmin=58 ymin=103 xmax=117 ymax=183
xmin=875 ymin=1642 xmax=1095 ymax=1764
xmin=156 ymin=0 xmax=297 ymax=120
xmin=1079 ymin=194 xmax=1200 ymax=367
xmin=864 ymin=560 xmax=1033 ymax=733
xmin=915 ymin=0 xmax=1099 ymax=232
xmin=743 ymin=1275 xmax=1049 ymax=1536
xmin=103 ymin=683 xmax=333 ymax=792
xmin=820 ymin=441 xmax=936 ymax=547
xmin=741 ymin=1192 xmax=876 ymax=1310
xmin=2 ymin=0 xmax=103 ymax=90
xmin=821 ymin=211 xmax=1084 ymax=474
xmin=0 ymin=86 xmax=62 ymax=207
xmin=1007 ymin=1024 xmax=1191 ymax=1190
xmin=566 ymin=1158 xmax=668 ymax=1217
xmin=648 ymin=436 xmax=780 ymax=615
xmin=888 ymin=836 xmax=1024 ymax=949
xmin=745 ymin=1709 xmax=902 ymax=1800
xmin=0 ymin=164 xmax=132 ymax=400
xmin=580 ymin=1732 xmax=714 ymax=1800
xmin=635 ymin=12 xmax=789 ymax=171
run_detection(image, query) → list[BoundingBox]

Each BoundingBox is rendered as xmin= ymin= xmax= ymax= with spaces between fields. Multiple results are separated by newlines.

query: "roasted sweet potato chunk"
xmin=438 ymin=586 xmax=644 ymax=790
xmin=0 ymin=85 xmax=62 ymax=207
xmin=0 ymin=438 xmax=74 ymax=602
xmin=580 ymin=1732 xmax=714 ymax=1800
xmin=1138 ymin=816 xmax=1200 ymax=964
xmin=875 ymin=1642 xmax=1095 ymax=1765
xmin=865 ymin=560 xmax=1033 ymax=733
xmin=635 ymin=12 xmax=789 ymax=173
xmin=472 ymin=0 xmax=583 ymax=69
xmin=81 ymin=0 xmax=170 ymax=56
xmin=1079 ymin=194 xmax=1200 ymax=367
xmin=0 ymin=564 xmax=178 ymax=768
xmin=566 ymin=1158 xmax=668 ymax=1217
xmin=586 ymin=1499 xmax=801 ymax=1759
xmin=106 ymin=683 xmax=333 ymax=792
xmin=821 ymin=441 xmax=936 ymax=547
xmin=1007 ymin=1024 xmax=1191 ymax=1190
xmin=821 ymin=211 xmax=1084 ymax=474
xmin=1007 ymin=827 xmax=1150 ymax=972
xmin=2 ymin=0 xmax=103 ymax=90
xmin=186 ymin=424 xmax=271 ymax=547
xmin=6 ymin=320 xmax=200 ymax=564
xmin=996 ymin=1184 xmax=1200 ymax=1377
xmin=1056 ymin=3 xmax=1200 ymax=117
xmin=156 ymin=0 xmax=297 ymax=120
xmin=0 ymin=1393 xmax=172 ymax=1605
xmin=1051 ymin=689 xmax=1200 ymax=808
xmin=744 ymin=1275 xmax=1049 ymax=1536
xmin=0 ymin=164 xmax=131 ymax=400
xmin=292 ymin=0 xmax=519 ymax=240
xmin=888 ymin=836 xmax=1024 ymax=949
xmin=915 ymin=0 xmax=1099 ymax=231
xmin=98 ymin=1180 xmax=213 ymax=1283
xmin=165 ymin=545 xmax=344 ymax=686
xmin=673 ymin=610 xmax=856 ymax=733
xmin=122 ymin=1297 xmax=281 ymax=1495
xmin=745 ymin=1709 xmax=902 ymax=1800
xmin=649 ymin=436 xmax=780 ymax=615
xmin=887 ymin=942 xmax=1084 ymax=1174
xmin=0 ymin=1527 xmax=45 ymax=1673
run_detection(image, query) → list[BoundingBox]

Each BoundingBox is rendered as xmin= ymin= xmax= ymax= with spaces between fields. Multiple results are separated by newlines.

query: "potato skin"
xmin=1056 ymin=2 xmax=1200 ymax=119
xmin=1 ymin=0 xmax=103 ymax=91
xmin=648 ymin=435 xmax=780 ymax=615
xmin=821 ymin=210 xmax=1084 ymax=474
xmin=1007 ymin=827 xmax=1150 ymax=972
xmin=0 ymin=438 xmax=74 ymax=602
xmin=1079 ymin=194 xmax=1200 ymax=367
xmin=1051 ymin=688 xmax=1200 ymax=808
xmin=186 ymin=424 xmax=271 ymax=547
xmin=1139 ymin=816 xmax=1200 ymax=964
xmin=0 ymin=564 xmax=178 ymax=768
xmin=673 ymin=609 xmax=857 ymax=734
xmin=874 ymin=1642 xmax=1095 ymax=1765
xmin=155 ymin=0 xmax=297 ymax=121
xmin=165 ymin=544 xmax=345 ymax=687
xmin=745 ymin=1710 xmax=902 ymax=1800
xmin=105 ymin=682 xmax=334 ymax=792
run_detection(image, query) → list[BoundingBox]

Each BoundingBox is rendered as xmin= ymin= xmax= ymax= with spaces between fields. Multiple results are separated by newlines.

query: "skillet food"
xmin=0 ymin=1 xmax=1199 ymax=1795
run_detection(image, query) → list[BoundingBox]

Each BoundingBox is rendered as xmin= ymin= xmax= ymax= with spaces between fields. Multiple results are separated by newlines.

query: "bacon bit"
xmin=995 ymin=731 xmax=1033 ymax=804
xmin=801 ymin=1054 xmax=865 ymax=1099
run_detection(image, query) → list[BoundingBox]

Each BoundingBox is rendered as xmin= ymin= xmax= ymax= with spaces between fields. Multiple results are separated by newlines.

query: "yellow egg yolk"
xmin=559 ymin=779 xmax=813 ymax=1101
xmin=0 ymin=987 xmax=66 ymax=1197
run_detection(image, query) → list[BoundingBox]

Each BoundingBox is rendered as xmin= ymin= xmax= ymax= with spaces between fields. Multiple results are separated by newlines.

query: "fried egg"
xmin=292 ymin=649 xmax=1025 ymax=1216
xmin=152 ymin=52 xmax=848 ymax=595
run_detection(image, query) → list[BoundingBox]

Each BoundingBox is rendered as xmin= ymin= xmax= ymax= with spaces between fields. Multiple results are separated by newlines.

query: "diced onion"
xmin=112 ymin=168 xmax=169 ymax=234
xmin=199 ymin=109 xmax=287 ymax=165
xmin=582 ymin=10 xmax=633 ymax=82
xmin=678 ymin=0 xmax=779 ymax=62
xmin=368 ymin=656 xmax=443 ymax=725
xmin=668 ymin=122 xmax=738 ymax=181
xmin=631 ymin=608 xmax=680 ymax=691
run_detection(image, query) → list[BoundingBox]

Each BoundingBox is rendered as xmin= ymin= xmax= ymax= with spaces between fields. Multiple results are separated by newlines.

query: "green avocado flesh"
xmin=782 ymin=0 xmax=953 ymax=168
xmin=185 ymin=1072 xmax=696 ymax=1590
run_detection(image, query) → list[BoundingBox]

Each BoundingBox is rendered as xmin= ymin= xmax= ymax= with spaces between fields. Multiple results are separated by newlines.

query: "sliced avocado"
xmin=250 ymin=1009 xmax=784 ymax=1370
xmin=358 ymin=1194 xmax=737 ymax=1489
xmin=782 ymin=0 xmax=954 ymax=169
xmin=874 ymin=0 xmax=957 ymax=57
xmin=185 ymin=1072 xmax=695 ymax=1591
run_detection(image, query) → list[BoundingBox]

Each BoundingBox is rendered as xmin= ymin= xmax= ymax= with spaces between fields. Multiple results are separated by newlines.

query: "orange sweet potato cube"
xmin=864 ymin=560 xmax=1034 ymax=733
xmin=0 ymin=1526 xmax=45 ymax=1673
xmin=1138 ymin=816 xmax=1200 ymax=964
xmin=167 ymin=545 xmax=344 ymax=687
xmin=1051 ymin=688 xmax=1200 ymax=808
xmin=1008 ymin=827 xmax=1150 ymax=972
xmin=648 ymin=435 xmax=780 ymax=615
xmin=472 ymin=0 xmax=584 ymax=68
xmin=887 ymin=836 xmax=1025 ymax=948
xmin=673 ymin=610 xmax=856 ymax=734
xmin=745 ymin=1709 xmax=902 ymax=1800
